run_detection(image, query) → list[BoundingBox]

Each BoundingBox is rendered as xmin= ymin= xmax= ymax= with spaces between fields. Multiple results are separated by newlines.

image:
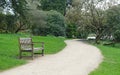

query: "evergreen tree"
xmin=41 ymin=0 xmax=66 ymax=15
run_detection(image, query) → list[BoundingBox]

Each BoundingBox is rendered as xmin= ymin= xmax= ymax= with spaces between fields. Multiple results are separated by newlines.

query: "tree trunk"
xmin=15 ymin=28 xmax=20 ymax=33
xmin=95 ymin=35 xmax=100 ymax=44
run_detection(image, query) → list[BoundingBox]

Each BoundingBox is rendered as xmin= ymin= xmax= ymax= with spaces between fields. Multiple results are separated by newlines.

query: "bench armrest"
xmin=33 ymin=42 xmax=44 ymax=44
xmin=32 ymin=42 xmax=44 ymax=48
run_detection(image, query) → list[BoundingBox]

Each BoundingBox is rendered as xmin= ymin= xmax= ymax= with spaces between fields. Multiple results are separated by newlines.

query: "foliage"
xmin=66 ymin=23 xmax=77 ymax=38
xmin=40 ymin=0 xmax=66 ymax=15
xmin=114 ymin=30 xmax=120 ymax=42
xmin=66 ymin=0 xmax=105 ymax=39
xmin=5 ymin=15 xmax=16 ymax=33
xmin=4 ymin=0 xmax=31 ymax=33
xmin=65 ymin=6 xmax=86 ymax=38
xmin=0 ymin=0 xmax=31 ymax=33
xmin=0 ymin=13 xmax=30 ymax=33
xmin=0 ymin=13 xmax=6 ymax=32
xmin=0 ymin=0 xmax=6 ymax=7
xmin=46 ymin=10 xmax=66 ymax=36
xmin=0 ymin=13 xmax=16 ymax=33
xmin=31 ymin=10 xmax=66 ymax=36
xmin=106 ymin=5 xmax=120 ymax=42
xmin=65 ymin=0 xmax=119 ymax=42
xmin=0 ymin=34 xmax=66 ymax=71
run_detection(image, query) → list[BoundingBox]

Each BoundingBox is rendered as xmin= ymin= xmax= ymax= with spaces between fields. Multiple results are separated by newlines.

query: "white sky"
xmin=96 ymin=0 xmax=120 ymax=9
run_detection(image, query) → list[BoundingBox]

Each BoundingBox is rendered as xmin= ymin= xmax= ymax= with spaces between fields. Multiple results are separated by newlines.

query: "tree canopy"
xmin=40 ymin=0 xmax=66 ymax=15
xmin=106 ymin=5 xmax=120 ymax=42
xmin=0 ymin=0 xmax=120 ymax=42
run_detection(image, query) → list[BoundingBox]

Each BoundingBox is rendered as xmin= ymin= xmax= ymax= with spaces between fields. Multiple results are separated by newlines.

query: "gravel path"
xmin=0 ymin=39 xmax=103 ymax=75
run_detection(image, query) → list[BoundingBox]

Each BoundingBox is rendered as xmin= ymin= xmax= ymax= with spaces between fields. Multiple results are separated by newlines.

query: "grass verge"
xmin=89 ymin=44 xmax=120 ymax=75
xmin=0 ymin=34 xmax=66 ymax=71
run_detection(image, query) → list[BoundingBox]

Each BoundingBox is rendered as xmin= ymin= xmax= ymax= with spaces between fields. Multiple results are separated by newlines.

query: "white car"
xmin=87 ymin=36 xmax=96 ymax=40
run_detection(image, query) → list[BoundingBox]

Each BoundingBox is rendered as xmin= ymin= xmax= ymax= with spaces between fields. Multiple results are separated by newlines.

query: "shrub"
xmin=40 ymin=0 xmax=66 ymax=15
xmin=31 ymin=10 xmax=66 ymax=36
xmin=66 ymin=23 xmax=77 ymax=38
xmin=114 ymin=29 xmax=120 ymax=42
xmin=0 ymin=13 xmax=16 ymax=33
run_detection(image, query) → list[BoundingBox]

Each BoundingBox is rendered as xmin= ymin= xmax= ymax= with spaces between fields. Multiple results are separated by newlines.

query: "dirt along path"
xmin=0 ymin=39 xmax=103 ymax=75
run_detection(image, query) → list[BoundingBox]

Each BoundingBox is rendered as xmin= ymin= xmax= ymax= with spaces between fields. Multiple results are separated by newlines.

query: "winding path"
xmin=0 ymin=40 xmax=103 ymax=75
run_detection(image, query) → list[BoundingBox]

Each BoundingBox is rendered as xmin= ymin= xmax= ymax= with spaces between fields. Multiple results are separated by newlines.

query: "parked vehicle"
xmin=87 ymin=34 xmax=96 ymax=40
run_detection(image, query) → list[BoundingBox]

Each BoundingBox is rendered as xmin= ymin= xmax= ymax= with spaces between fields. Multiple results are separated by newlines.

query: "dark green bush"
xmin=0 ymin=13 xmax=16 ymax=33
xmin=114 ymin=29 xmax=120 ymax=42
xmin=40 ymin=0 xmax=66 ymax=15
xmin=66 ymin=23 xmax=77 ymax=38
xmin=31 ymin=10 xmax=66 ymax=36
xmin=0 ymin=13 xmax=6 ymax=32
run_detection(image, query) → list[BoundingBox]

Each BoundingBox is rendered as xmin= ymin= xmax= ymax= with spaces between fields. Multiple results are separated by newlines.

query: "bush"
xmin=0 ymin=13 xmax=16 ymax=33
xmin=40 ymin=0 xmax=66 ymax=15
xmin=31 ymin=10 xmax=66 ymax=36
xmin=0 ymin=13 xmax=6 ymax=32
xmin=66 ymin=23 xmax=77 ymax=38
xmin=114 ymin=30 xmax=120 ymax=42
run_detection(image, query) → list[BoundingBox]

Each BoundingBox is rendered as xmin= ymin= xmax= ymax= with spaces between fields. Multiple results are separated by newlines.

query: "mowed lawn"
xmin=0 ymin=34 xmax=66 ymax=71
xmin=89 ymin=44 xmax=120 ymax=75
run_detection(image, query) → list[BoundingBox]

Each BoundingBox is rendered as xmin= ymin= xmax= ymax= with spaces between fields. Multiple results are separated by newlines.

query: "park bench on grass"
xmin=103 ymin=42 xmax=115 ymax=47
xmin=19 ymin=38 xmax=44 ymax=59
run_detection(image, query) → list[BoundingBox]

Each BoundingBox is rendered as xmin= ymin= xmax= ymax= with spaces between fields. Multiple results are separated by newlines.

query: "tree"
xmin=66 ymin=23 xmax=77 ymax=38
xmin=31 ymin=10 xmax=66 ymax=36
xmin=0 ymin=0 xmax=31 ymax=33
xmin=65 ymin=0 xmax=94 ymax=38
xmin=5 ymin=14 xmax=16 ymax=33
xmin=106 ymin=5 xmax=120 ymax=42
xmin=0 ymin=13 xmax=6 ymax=32
xmin=0 ymin=13 xmax=16 ymax=33
xmin=65 ymin=0 xmax=116 ymax=43
xmin=40 ymin=0 xmax=66 ymax=15
xmin=0 ymin=0 xmax=6 ymax=7
xmin=82 ymin=0 xmax=108 ymax=43
xmin=9 ymin=0 xmax=31 ymax=33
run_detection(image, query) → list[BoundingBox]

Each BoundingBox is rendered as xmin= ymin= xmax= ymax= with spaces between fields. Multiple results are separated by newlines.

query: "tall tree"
xmin=66 ymin=0 xmax=116 ymax=43
xmin=9 ymin=0 xmax=30 ymax=33
xmin=0 ymin=0 xmax=30 ymax=33
xmin=0 ymin=0 xmax=6 ymax=7
xmin=82 ymin=0 xmax=107 ymax=43
xmin=40 ymin=0 xmax=66 ymax=15
xmin=106 ymin=5 xmax=120 ymax=42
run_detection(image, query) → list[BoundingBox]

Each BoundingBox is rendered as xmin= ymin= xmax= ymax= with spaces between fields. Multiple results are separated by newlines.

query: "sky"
xmin=96 ymin=0 xmax=120 ymax=9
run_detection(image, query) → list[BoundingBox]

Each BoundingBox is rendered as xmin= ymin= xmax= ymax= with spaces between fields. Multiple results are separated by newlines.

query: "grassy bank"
xmin=89 ymin=44 xmax=120 ymax=75
xmin=0 ymin=34 xmax=66 ymax=71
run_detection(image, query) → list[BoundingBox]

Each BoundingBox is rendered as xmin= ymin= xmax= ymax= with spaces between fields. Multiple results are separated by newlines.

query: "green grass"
xmin=89 ymin=44 xmax=120 ymax=75
xmin=0 ymin=34 xmax=66 ymax=71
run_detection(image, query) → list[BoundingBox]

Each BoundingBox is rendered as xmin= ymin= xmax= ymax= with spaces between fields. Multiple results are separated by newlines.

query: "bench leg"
xmin=31 ymin=51 xmax=34 ymax=60
xmin=19 ymin=51 xmax=22 ymax=59
xmin=42 ymin=50 xmax=44 ymax=56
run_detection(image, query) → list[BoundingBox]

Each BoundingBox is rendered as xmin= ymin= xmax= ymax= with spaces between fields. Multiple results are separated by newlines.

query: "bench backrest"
xmin=19 ymin=38 xmax=33 ymax=50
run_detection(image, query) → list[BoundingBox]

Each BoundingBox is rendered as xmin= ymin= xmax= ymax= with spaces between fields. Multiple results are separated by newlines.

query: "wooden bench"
xmin=18 ymin=38 xmax=44 ymax=59
xmin=103 ymin=42 xmax=115 ymax=47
